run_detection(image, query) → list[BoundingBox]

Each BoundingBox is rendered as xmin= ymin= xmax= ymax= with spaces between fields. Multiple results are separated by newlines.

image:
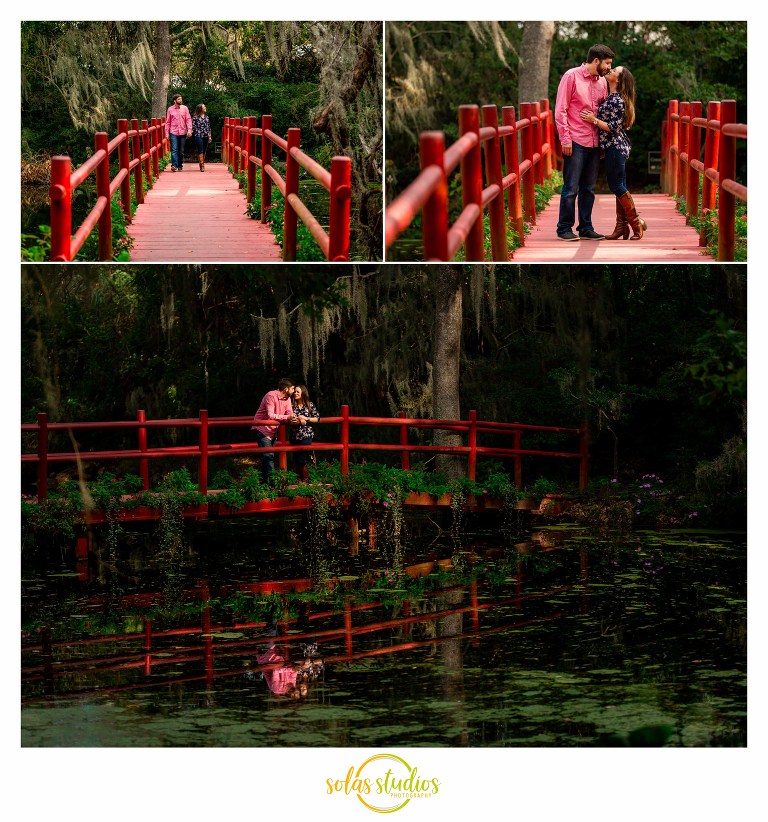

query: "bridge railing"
xmin=662 ymin=99 xmax=747 ymax=261
xmin=49 ymin=118 xmax=169 ymax=262
xmin=222 ymin=114 xmax=352 ymax=262
xmin=22 ymin=406 xmax=588 ymax=503
xmin=385 ymin=100 xmax=558 ymax=261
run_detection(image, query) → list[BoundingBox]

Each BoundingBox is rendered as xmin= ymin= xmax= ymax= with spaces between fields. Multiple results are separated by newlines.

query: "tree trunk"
xmin=151 ymin=22 xmax=172 ymax=120
xmin=432 ymin=267 xmax=464 ymax=479
xmin=518 ymin=21 xmax=555 ymax=106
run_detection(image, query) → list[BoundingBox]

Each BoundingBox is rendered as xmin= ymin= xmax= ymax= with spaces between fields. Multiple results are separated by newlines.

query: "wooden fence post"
xmin=700 ymin=101 xmax=721 ymax=247
xmin=247 ymin=115 xmax=257 ymax=204
xmin=502 ymin=106 xmax=525 ymax=246
xmin=458 ymin=105 xmax=484 ymax=261
xmin=198 ymin=410 xmax=209 ymax=495
xmin=532 ymin=101 xmax=544 ymax=185
xmin=341 ymin=405 xmax=350 ymax=477
xmin=482 ymin=105 xmax=509 ymax=261
xmin=718 ymin=99 xmax=737 ymax=262
xmin=141 ymin=119 xmax=152 ymax=187
xmin=678 ymin=102 xmax=690 ymax=208
xmin=329 ymin=156 xmax=352 ymax=261
xmin=117 ymin=119 xmax=131 ymax=221
xmin=540 ymin=99 xmax=553 ymax=180
xmin=398 ymin=411 xmax=410 ymax=470
xmin=420 ymin=131 xmax=450 ymax=261
xmin=94 ymin=132 xmax=113 ymax=261
xmin=49 ymin=156 xmax=72 ymax=261
xmin=131 ymin=118 xmax=144 ymax=205
xmin=261 ymin=114 xmax=273 ymax=223
xmin=468 ymin=410 xmax=477 ymax=481
xmin=37 ymin=412 xmax=48 ymax=502
xmin=283 ymin=127 xmax=301 ymax=262
xmin=137 ymin=410 xmax=149 ymax=491
xmin=666 ymin=100 xmax=679 ymax=196
xmin=686 ymin=101 xmax=702 ymax=224
xmin=520 ymin=102 xmax=536 ymax=226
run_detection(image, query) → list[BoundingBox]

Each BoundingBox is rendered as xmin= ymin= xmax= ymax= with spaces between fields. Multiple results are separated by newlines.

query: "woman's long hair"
xmin=292 ymin=385 xmax=311 ymax=410
xmin=616 ymin=67 xmax=635 ymax=130
xmin=194 ymin=104 xmax=206 ymax=117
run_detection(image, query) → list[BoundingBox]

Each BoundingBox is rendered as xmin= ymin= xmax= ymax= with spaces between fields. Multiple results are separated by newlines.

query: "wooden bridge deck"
xmin=512 ymin=193 xmax=714 ymax=263
xmin=127 ymin=162 xmax=282 ymax=262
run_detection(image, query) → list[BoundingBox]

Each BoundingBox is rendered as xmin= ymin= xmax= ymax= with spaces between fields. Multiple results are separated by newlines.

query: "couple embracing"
xmin=165 ymin=94 xmax=212 ymax=173
xmin=555 ymin=44 xmax=646 ymax=242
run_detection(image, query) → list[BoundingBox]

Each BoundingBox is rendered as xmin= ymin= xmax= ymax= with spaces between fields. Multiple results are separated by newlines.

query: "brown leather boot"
xmin=198 ymin=154 xmax=205 ymax=171
xmin=604 ymin=196 xmax=629 ymax=240
xmin=619 ymin=192 xmax=647 ymax=240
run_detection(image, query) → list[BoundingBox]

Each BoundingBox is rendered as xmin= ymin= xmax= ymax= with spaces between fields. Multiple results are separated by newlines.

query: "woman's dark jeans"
xmin=194 ymin=135 xmax=209 ymax=157
xmin=605 ymin=147 xmax=629 ymax=197
xmin=292 ymin=437 xmax=314 ymax=470
xmin=556 ymin=142 xmax=600 ymax=235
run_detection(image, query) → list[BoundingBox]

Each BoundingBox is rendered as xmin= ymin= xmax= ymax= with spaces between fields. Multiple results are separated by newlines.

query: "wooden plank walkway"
xmin=127 ymin=162 xmax=282 ymax=262
xmin=512 ymin=193 xmax=715 ymax=263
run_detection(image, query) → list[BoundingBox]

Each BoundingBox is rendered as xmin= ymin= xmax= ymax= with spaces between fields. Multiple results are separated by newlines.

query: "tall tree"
xmin=518 ymin=21 xmax=555 ymax=106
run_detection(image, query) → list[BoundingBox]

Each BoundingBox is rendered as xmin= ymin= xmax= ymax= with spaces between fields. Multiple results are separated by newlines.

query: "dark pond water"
xmin=21 ymin=516 xmax=746 ymax=748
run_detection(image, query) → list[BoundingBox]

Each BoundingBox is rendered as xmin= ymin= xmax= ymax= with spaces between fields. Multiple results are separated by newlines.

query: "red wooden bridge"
xmin=22 ymin=406 xmax=588 ymax=514
xmin=47 ymin=113 xmax=352 ymax=263
xmin=385 ymin=99 xmax=746 ymax=263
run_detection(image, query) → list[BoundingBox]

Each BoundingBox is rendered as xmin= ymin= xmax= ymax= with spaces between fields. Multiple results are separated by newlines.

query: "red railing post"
xmin=398 ymin=411 xmax=410 ymax=470
xmin=420 ymin=131 xmax=450 ymax=261
xmin=277 ymin=423 xmax=288 ymax=471
xmin=678 ymin=102 xmax=690 ymax=208
xmin=540 ymin=99 xmax=553 ymax=180
xmin=151 ymin=118 xmax=160 ymax=178
xmin=341 ymin=404 xmax=350 ymax=477
xmin=718 ymin=99 xmax=737 ymax=262
xmin=686 ymin=101 xmax=702 ymax=224
xmin=502 ymin=106 xmax=525 ymax=246
xmin=198 ymin=410 xmax=209 ymax=495
xmin=131 ymin=118 xmax=144 ymax=205
xmin=520 ymin=102 xmax=536 ymax=226
xmin=579 ymin=420 xmax=589 ymax=492
xmin=222 ymin=117 xmax=229 ymax=165
xmin=94 ymin=132 xmax=113 ymax=261
xmin=117 ymin=120 xmax=131 ymax=221
xmin=532 ymin=101 xmax=544 ymax=185
xmin=468 ymin=410 xmax=477 ymax=481
xmin=283 ymin=127 xmax=301 ymax=262
xmin=141 ymin=119 xmax=152 ymax=188
xmin=49 ymin=156 xmax=72 ymax=261
xmin=666 ymin=100 xmax=679 ymax=196
xmin=261 ymin=114 xmax=273 ymax=223
xmin=246 ymin=115 xmax=257 ymax=204
xmin=233 ymin=118 xmax=241 ymax=174
xmin=458 ymin=104 xmax=484 ymax=261
xmin=513 ymin=428 xmax=522 ymax=490
xmin=137 ymin=410 xmax=149 ymax=491
xmin=36 ymin=412 xmax=48 ymax=502
xmin=700 ymin=101 xmax=721 ymax=247
xmin=482 ymin=105 xmax=509 ymax=261
xmin=329 ymin=156 xmax=352 ymax=261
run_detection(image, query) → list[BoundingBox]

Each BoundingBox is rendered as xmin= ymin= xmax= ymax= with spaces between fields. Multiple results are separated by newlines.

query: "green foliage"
xmin=687 ymin=312 xmax=746 ymax=404
xmin=21 ymin=226 xmax=51 ymax=262
xmin=676 ymin=193 xmax=747 ymax=262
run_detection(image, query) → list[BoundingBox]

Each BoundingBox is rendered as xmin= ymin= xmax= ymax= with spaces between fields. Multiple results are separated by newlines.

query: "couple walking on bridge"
xmin=165 ymin=94 xmax=212 ymax=173
xmin=555 ymin=43 xmax=647 ymax=242
xmin=252 ymin=379 xmax=320 ymax=483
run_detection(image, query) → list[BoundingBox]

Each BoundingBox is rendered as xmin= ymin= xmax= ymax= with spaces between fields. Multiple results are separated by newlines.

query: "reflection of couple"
xmin=165 ymin=94 xmax=212 ymax=173
xmin=555 ymin=44 xmax=646 ymax=242
xmin=252 ymin=379 xmax=320 ymax=483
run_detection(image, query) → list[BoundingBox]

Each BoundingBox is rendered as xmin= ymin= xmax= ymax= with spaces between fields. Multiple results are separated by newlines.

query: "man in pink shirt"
xmin=165 ymin=94 xmax=193 ymax=172
xmin=252 ymin=379 xmax=297 ymax=483
xmin=554 ymin=44 xmax=614 ymax=241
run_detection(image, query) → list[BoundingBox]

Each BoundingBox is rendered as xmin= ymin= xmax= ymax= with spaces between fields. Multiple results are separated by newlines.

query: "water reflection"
xmin=21 ymin=524 xmax=746 ymax=747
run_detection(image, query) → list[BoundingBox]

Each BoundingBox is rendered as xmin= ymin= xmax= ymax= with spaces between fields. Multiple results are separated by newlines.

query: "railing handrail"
xmin=222 ymin=114 xmax=352 ymax=262
xmin=661 ymin=98 xmax=746 ymax=261
xmin=22 ymin=406 xmax=589 ymax=500
xmin=385 ymin=99 xmax=559 ymax=261
xmin=49 ymin=117 xmax=170 ymax=262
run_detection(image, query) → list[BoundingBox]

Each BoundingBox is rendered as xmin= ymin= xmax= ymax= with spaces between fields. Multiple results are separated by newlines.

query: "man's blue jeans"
xmin=557 ymin=142 xmax=601 ymax=235
xmin=170 ymin=133 xmax=187 ymax=169
xmin=256 ymin=432 xmax=277 ymax=483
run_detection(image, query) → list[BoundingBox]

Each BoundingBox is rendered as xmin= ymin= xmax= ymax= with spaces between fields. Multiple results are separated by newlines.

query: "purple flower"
xmin=611 ymin=478 xmax=617 ymax=484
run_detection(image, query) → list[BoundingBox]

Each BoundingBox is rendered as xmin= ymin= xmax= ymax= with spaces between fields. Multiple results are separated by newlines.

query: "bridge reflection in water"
xmin=21 ymin=526 xmax=746 ymax=748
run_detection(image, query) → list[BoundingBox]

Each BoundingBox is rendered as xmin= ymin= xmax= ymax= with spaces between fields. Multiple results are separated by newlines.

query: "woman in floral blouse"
xmin=580 ymin=66 xmax=647 ymax=240
xmin=290 ymin=385 xmax=320 ymax=481
xmin=192 ymin=104 xmax=212 ymax=172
